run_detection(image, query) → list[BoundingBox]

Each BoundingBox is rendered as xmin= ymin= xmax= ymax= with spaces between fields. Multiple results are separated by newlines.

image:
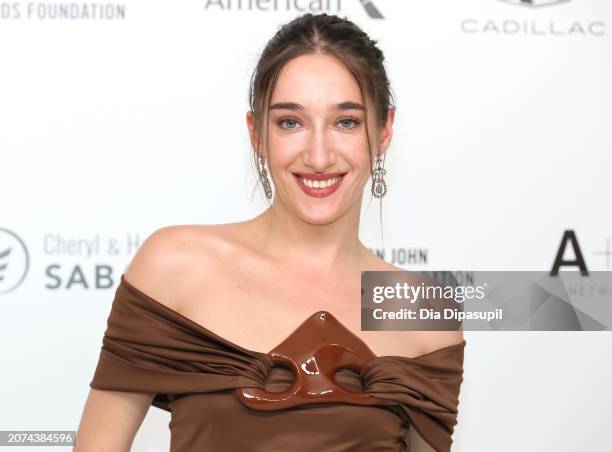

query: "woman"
xmin=75 ymin=12 xmax=465 ymax=452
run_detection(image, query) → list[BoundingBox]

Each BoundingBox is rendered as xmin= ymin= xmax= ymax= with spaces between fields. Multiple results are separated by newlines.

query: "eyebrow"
xmin=269 ymin=101 xmax=365 ymax=112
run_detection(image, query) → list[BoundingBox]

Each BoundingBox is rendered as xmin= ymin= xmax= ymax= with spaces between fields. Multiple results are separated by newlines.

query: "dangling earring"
xmin=371 ymin=154 xmax=387 ymax=199
xmin=259 ymin=156 xmax=273 ymax=200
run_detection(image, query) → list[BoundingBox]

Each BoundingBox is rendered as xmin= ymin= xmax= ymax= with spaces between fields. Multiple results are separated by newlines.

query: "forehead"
xmin=270 ymin=53 xmax=363 ymax=106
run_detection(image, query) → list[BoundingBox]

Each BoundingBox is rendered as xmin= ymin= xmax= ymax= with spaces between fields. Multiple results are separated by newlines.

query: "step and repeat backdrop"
xmin=1 ymin=1 xmax=610 ymax=451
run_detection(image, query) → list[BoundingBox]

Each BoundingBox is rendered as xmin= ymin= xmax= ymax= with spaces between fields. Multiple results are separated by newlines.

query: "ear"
xmin=377 ymin=107 xmax=395 ymax=156
xmin=246 ymin=110 xmax=262 ymax=158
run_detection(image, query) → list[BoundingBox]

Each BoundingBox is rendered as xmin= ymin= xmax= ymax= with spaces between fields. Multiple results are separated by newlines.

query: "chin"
xmin=295 ymin=207 xmax=343 ymax=226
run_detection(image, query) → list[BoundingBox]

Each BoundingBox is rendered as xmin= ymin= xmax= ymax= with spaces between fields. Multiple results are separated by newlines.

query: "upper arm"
xmin=74 ymin=389 xmax=154 ymax=451
xmin=408 ymin=425 xmax=437 ymax=452
xmin=75 ymin=226 xmax=190 ymax=451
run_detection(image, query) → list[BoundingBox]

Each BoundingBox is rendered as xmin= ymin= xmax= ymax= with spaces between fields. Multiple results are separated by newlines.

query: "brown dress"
xmin=89 ymin=274 xmax=466 ymax=452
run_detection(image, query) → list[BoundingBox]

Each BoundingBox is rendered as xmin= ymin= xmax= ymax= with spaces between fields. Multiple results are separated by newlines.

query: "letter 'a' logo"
xmin=499 ymin=0 xmax=571 ymax=7
xmin=551 ymin=230 xmax=588 ymax=276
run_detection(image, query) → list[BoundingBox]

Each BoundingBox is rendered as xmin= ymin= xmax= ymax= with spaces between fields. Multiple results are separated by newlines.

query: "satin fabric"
xmin=89 ymin=274 xmax=466 ymax=452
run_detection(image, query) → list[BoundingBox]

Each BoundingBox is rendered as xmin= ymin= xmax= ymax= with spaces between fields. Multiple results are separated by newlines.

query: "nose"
xmin=301 ymin=126 xmax=336 ymax=171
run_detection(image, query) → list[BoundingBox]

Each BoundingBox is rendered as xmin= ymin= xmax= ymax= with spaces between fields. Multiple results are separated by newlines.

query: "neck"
xmin=249 ymin=195 xmax=370 ymax=274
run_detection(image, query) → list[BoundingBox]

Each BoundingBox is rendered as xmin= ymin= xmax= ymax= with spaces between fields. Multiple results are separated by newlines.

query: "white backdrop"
xmin=1 ymin=0 xmax=611 ymax=450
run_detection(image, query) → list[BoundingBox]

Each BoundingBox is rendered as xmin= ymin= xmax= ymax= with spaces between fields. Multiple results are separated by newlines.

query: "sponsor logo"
xmin=203 ymin=0 xmax=385 ymax=18
xmin=0 ymin=227 xmax=29 ymax=295
xmin=0 ymin=2 xmax=125 ymax=20
xmin=461 ymin=0 xmax=605 ymax=36
xmin=552 ymin=230 xmax=612 ymax=274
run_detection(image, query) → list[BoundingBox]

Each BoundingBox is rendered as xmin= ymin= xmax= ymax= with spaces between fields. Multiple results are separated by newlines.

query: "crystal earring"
xmin=371 ymin=154 xmax=387 ymax=199
xmin=259 ymin=156 xmax=273 ymax=200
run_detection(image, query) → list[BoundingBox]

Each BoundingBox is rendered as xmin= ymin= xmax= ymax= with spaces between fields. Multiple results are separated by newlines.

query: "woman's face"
xmin=247 ymin=53 xmax=394 ymax=225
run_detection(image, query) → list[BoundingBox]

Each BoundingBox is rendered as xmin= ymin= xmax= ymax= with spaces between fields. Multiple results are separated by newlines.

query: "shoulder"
xmin=122 ymin=224 xmax=231 ymax=310
xmin=409 ymin=330 xmax=464 ymax=357
xmin=362 ymin=256 xmax=465 ymax=355
xmin=406 ymin=269 xmax=465 ymax=354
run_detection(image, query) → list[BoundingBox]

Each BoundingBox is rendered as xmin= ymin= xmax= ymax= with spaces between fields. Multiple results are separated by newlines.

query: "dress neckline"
xmin=119 ymin=273 xmax=466 ymax=364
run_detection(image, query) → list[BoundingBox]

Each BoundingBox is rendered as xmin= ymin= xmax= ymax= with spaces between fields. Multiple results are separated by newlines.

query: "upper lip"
xmin=292 ymin=172 xmax=346 ymax=180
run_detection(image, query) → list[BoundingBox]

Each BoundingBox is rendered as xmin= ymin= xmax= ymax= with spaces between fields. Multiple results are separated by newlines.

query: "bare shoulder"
xmin=122 ymin=223 xmax=244 ymax=309
xmin=363 ymin=254 xmax=464 ymax=356
xmin=122 ymin=225 xmax=218 ymax=307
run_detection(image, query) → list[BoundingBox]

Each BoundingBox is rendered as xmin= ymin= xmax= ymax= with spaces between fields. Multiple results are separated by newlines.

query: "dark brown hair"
xmin=248 ymin=12 xmax=396 ymax=205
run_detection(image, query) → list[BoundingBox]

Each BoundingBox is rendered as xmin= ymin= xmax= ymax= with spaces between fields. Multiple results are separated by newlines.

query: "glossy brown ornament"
xmin=235 ymin=310 xmax=397 ymax=411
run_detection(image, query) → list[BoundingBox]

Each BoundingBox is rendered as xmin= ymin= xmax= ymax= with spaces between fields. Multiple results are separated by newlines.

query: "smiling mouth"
xmin=292 ymin=172 xmax=347 ymax=198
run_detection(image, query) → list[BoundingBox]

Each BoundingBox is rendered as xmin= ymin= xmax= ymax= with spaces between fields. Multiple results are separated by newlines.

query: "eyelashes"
xmin=276 ymin=116 xmax=362 ymax=130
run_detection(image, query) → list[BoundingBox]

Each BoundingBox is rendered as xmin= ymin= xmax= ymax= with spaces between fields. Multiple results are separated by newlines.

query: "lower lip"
xmin=293 ymin=174 xmax=346 ymax=198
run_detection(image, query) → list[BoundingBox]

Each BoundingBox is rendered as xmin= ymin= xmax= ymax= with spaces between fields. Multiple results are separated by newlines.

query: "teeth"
xmin=300 ymin=176 xmax=340 ymax=189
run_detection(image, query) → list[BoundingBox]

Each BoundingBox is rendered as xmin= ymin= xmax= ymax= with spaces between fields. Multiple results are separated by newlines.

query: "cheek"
xmin=268 ymin=131 xmax=305 ymax=157
xmin=267 ymin=138 xmax=299 ymax=173
xmin=344 ymin=154 xmax=374 ymax=188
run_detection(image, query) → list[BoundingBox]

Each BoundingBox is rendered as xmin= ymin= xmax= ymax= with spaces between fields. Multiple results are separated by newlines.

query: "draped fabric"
xmin=89 ymin=274 xmax=466 ymax=452
xmin=361 ymin=347 xmax=465 ymax=452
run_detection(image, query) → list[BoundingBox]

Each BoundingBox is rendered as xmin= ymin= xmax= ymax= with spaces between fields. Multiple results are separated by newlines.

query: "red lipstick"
xmin=292 ymin=171 xmax=345 ymax=180
xmin=292 ymin=172 xmax=347 ymax=198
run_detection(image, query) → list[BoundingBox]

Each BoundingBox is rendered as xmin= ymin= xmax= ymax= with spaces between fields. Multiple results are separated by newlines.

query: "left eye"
xmin=338 ymin=118 xmax=360 ymax=129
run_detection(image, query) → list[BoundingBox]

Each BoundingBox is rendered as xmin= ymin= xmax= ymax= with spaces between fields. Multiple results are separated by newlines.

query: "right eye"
xmin=278 ymin=117 xmax=301 ymax=129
